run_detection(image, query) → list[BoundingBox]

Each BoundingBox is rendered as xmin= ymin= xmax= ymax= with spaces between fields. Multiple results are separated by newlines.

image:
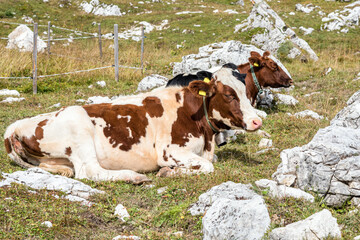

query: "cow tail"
xmin=4 ymin=128 xmax=34 ymax=169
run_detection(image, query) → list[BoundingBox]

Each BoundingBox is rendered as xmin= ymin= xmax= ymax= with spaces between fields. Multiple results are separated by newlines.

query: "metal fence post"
xmin=141 ymin=26 xmax=144 ymax=74
xmin=33 ymin=23 xmax=38 ymax=94
xmin=47 ymin=21 xmax=51 ymax=55
xmin=114 ymin=24 xmax=119 ymax=82
xmin=98 ymin=23 xmax=102 ymax=59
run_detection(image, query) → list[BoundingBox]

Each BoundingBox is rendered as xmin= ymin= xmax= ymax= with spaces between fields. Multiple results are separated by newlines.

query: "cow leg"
xmin=159 ymin=149 xmax=214 ymax=175
xmin=69 ymin=143 xmax=151 ymax=184
xmin=202 ymin=135 xmax=217 ymax=163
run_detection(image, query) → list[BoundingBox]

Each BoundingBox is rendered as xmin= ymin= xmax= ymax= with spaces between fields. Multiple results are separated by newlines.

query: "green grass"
xmin=0 ymin=0 xmax=360 ymax=239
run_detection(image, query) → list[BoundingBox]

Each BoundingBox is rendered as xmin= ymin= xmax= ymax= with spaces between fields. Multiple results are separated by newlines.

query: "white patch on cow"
xmin=212 ymin=109 xmax=232 ymax=127
xmin=117 ymin=115 xmax=131 ymax=122
xmin=126 ymin=127 xmax=133 ymax=138
xmin=213 ymin=67 xmax=261 ymax=130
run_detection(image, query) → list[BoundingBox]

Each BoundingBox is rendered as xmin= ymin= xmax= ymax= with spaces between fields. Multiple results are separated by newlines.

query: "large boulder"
xmin=269 ymin=209 xmax=341 ymax=240
xmin=234 ymin=0 xmax=318 ymax=61
xmin=189 ymin=181 xmax=270 ymax=240
xmin=272 ymin=90 xmax=360 ymax=207
xmin=172 ymin=40 xmax=291 ymax=78
xmin=6 ymin=25 xmax=47 ymax=52
xmin=321 ymin=1 xmax=360 ymax=33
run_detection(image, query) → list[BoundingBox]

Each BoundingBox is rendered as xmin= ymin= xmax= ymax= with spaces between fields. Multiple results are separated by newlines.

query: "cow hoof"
xmin=132 ymin=175 xmax=152 ymax=185
xmin=156 ymin=167 xmax=176 ymax=177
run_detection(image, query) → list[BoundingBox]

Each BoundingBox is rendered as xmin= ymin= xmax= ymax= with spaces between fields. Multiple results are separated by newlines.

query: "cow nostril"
xmin=252 ymin=119 xmax=262 ymax=129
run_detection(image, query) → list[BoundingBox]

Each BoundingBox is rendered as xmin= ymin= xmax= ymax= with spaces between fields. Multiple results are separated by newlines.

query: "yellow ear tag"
xmin=199 ymin=90 xmax=206 ymax=96
xmin=203 ymin=78 xmax=210 ymax=83
xmin=253 ymin=63 xmax=259 ymax=67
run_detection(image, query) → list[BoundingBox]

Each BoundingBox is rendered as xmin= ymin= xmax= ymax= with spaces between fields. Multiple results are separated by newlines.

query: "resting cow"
xmin=4 ymin=67 xmax=261 ymax=184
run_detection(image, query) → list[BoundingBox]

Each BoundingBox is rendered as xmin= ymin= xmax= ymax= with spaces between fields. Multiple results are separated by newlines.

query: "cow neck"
xmin=202 ymin=96 xmax=220 ymax=134
xmin=249 ymin=64 xmax=264 ymax=95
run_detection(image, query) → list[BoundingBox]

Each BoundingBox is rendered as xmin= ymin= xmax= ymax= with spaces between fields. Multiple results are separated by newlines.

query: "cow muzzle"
xmin=246 ymin=118 xmax=262 ymax=131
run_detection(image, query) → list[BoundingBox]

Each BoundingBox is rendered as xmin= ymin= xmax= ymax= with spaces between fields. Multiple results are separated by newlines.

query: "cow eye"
xmin=225 ymin=94 xmax=235 ymax=101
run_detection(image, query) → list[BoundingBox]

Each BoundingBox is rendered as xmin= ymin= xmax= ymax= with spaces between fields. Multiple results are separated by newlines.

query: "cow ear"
xmin=263 ymin=51 xmax=271 ymax=59
xmin=249 ymin=56 xmax=261 ymax=68
xmin=250 ymin=51 xmax=262 ymax=58
xmin=188 ymin=79 xmax=216 ymax=98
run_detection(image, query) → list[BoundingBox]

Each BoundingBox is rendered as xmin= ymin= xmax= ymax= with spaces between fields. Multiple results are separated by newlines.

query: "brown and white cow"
xmin=4 ymin=67 xmax=261 ymax=184
xmin=239 ymin=51 xmax=293 ymax=105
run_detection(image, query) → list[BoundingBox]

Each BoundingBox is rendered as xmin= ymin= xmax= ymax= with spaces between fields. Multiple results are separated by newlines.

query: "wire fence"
xmin=0 ymin=20 xmax=145 ymax=94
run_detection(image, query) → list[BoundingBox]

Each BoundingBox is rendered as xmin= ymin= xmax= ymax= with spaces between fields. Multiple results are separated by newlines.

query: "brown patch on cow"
xmin=19 ymin=119 xmax=50 ymax=158
xmin=191 ymin=165 xmax=201 ymax=170
xmin=175 ymin=92 xmax=181 ymax=103
xmin=171 ymin=89 xmax=213 ymax=152
xmin=82 ymin=97 xmax=163 ymax=152
xmin=142 ymin=97 xmax=164 ymax=118
xmin=4 ymin=138 xmax=12 ymax=154
xmin=35 ymin=119 xmax=48 ymax=140
xmin=153 ymin=143 xmax=155 ymax=148
xmin=65 ymin=147 xmax=72 ymax=156
xmin=55 ymin=107 xmax=67 ymax=117
xmin=91 ymin=120 xmax=96 ymax=126
xmin=163 ymin=150 xmax=168 ymax=161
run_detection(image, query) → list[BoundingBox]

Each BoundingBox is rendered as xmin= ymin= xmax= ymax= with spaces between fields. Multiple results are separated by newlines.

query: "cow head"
xmin=188 ymin=79 xmax=261 ymax=131
xmin=248 ymin=51 xmax=293 ymax=88
xmin=212 ymin=67 xmax=262 ymax=131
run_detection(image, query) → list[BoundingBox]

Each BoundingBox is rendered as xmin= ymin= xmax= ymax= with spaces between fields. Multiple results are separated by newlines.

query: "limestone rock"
xmin=255 ymin=179 xmax=314 ymax=202
xmin=189 ymin=181 xmax=257 ymax=216
xmin=87 ymin=96 xmax=111 ymax=104
xmin=114 ymin=204 xmax=130 ymax=222
xmin=275 ymin=94 xmax=299 ymax=106
xmin=234 ymin=0 xmax=318 ymax=61
xmin=0 ymin=168 xmax=104 ymax=199
xmin=322 ymin=1 xmax=360 ymax=32
xmin=136 ymin=74 xmax=168 ymax=92
xmin=269 ymin=209 xmax=341 ymax=240
xmin=113 ymin=235 xmax=140 ymax=240
xmin=1 ymin=97 xmax=25 ymax=103
xmin=172 ymin=40 xmax=291 ymax=78
xmin=190 ymin=181 xmax=270 ymax=240
xmin=80 ymin=0 xmax=125 ymax=16
xmin=259 ymin=138 xmax=273 ymax=148
xmin=273 ymin=90 xmax=360 ymax=207
xmin=295 ymin=3 xmax=318 ymax=14
xmin=6 ymin=25 xmax=46 ymax=52
xmin=293 ymin=110 xmax=324 ymax=120
xmin=0 ymin=89 xmax=20 ymax=96
xmin=299 ymin=26 xmax=314 ymax=35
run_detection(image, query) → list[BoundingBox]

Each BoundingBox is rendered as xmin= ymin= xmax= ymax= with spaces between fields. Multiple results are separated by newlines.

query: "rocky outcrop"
xmin=189 ymin=181 xmax=270 ymax=240
xmin=172 ymin=40 xmax=291 ymax=77
xmin=322 ymin=1 xmax=360 ymax=33
xmin=234 ymin=0 xmax=318 ymax=61
xmin=269 ymin=209 xmax=341 ymax=240
xmin=273 ymin=90 xmax=360 ymax=207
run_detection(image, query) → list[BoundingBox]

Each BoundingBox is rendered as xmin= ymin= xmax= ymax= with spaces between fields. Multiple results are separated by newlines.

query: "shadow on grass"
xmin=216 ymin=147 xmax=263 ymax=166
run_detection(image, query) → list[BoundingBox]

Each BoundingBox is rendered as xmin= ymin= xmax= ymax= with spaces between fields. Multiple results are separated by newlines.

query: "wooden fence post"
xmin=98 ymin=23 xmax=102 ymax=59
xmin=141 ymin=26 xmax=144 ymax=74
xmin=47 ymin=21 xmax=51 ymax=55
xmin=33 ymin=23 xmax=38 ymax=94
xmin=114 ymin=24 xmax=119 ymax=82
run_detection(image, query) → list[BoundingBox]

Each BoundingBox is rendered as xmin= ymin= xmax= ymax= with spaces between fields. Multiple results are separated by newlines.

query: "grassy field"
xmin=1 ymin=0 xmax=360 ymax=239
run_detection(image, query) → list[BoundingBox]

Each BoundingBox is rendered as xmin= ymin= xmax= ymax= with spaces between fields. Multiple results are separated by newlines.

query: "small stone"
xmin=259 ymin=138 xmax=273 ymax=148
xmin=41 ymin=221 xmax=53 ymax=228
xmin=172 ymin=231 xmax=184 ymax=238
xmin=157 ymin=186 xmax=168 ymax=194
xmin=114 ymin=204 xmax=130 ymax=222
xmin=96 ymin=81 xmax=106 ymax=87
